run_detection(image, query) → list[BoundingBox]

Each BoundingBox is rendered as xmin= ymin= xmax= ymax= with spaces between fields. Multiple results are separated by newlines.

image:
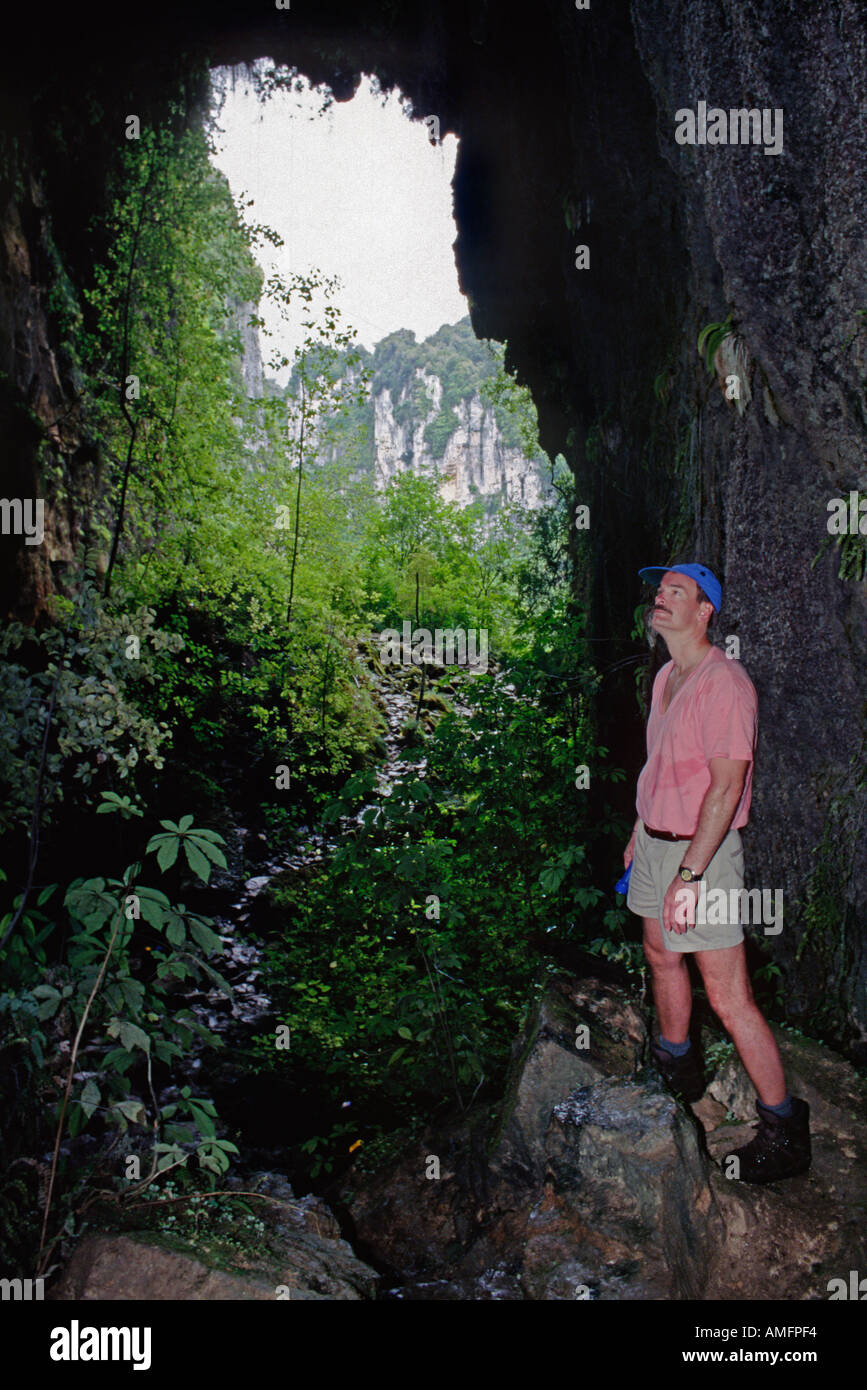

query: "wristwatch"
xmin=678 ymin=865 xmax=703 ymax=883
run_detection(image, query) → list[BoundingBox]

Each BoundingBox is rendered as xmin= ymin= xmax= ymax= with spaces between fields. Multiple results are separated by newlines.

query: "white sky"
xmin=209 ymin=66 xmax=469 ymax=383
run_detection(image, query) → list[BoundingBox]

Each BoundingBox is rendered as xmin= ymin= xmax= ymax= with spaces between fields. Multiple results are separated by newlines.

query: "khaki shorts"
xmin=626 ymin=822 xmax=745 ymax=953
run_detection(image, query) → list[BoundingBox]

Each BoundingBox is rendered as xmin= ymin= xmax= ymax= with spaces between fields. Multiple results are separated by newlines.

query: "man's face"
xmin=649 ymin=571 xmax=711 ymax=637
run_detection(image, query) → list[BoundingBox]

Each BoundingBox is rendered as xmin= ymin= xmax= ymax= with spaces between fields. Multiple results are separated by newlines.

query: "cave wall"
xmin=2 ymin=0 xmax=865 ymax=1041
xmin=629 ymin=0 xmax=867 ymax=1038
xmin=0 ymin=179 xmax=85 ymax=616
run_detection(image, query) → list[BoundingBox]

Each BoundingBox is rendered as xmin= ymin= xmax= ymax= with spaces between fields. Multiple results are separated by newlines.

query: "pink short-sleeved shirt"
xmin=635 ymin=645 xmax=757 ymax=836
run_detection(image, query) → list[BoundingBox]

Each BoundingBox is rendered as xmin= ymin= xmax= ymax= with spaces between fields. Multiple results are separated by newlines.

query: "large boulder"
xmin=523 ymin=1079 xmax=721 ymax=1300
xmin=488 ymin=975 xmax=647 ymax=1191
xmin=51 ymin=1186 xmax=379 ymax=1301
xmin=343 ymin=976 xmax=648 ymax=1281
xmin=347 ymin=976 xmax=719 ymax=1298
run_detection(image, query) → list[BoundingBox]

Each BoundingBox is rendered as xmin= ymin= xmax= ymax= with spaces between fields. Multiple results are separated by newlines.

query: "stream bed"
xmin=155 ymin=640 xmax=506 ymax=1296
xmin=160 ymin=651 xmax=473 ymax=1157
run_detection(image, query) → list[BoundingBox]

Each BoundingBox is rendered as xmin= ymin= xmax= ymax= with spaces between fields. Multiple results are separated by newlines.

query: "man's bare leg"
xmin=693 ymin=942 xmax=787 ymax=1107
xmin=642 ymin=917 xmax=692 ymax=1042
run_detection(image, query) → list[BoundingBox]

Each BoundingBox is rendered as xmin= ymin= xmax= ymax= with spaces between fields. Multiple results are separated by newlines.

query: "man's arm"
xmin=662 ymin=756 xmax=749 ymax=932
xmin=682 ymin=756 xmax=749 ymax=875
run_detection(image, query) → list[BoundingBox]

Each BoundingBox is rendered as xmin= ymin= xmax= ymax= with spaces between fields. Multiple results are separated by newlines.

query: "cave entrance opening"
xmin=208 ymin=61 xmax=469 ymax=471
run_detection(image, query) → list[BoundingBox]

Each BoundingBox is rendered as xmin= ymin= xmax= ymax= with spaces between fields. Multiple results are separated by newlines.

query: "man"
xmin=624 ymin=563 xmax=810 ymax=1184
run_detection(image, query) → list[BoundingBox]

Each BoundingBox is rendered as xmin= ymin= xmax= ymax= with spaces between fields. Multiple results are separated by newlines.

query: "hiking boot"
xmin=650 ymin=1040 xmax=705 ymax=1103
xmin=724 ymin=1097 xmax=811 ymax=1184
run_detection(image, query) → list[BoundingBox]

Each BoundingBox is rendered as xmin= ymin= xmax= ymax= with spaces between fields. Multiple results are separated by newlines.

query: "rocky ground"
xmin=48 ymin=972 xmax=866 ymax=1300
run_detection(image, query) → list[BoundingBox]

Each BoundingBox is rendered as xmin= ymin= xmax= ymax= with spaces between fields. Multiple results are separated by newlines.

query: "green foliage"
xmin=704 ymin=1037 xmax=735 ymax=1072
xmin=0 ymin=1173 xmax=37 ymax=1274
xmin=97 ymin=791 xmax=144 ymax=820
xmin=478 ymin=341 xmax=545 ymax=457
xmin=812 ymin=492 xmax=867 ymax=584
xmin=697 ymin=313 xmax=734 ymax=373
xmin=752 ymin=957 xmax=785 ymax=1012
xmin=155 ymin=1087 xmax=238 ymax=1176
xmin=72 ymin=129 xmax=551 ymax=799
xmin=81 ymin=120 xmax=263 ymax=592
xmin=122 ymin=1182 xmax=266 ymax=1254
xmin=0 ymin=806 xmax=235 ymax=1271
xmin=0 ymin=585 xmax=182 ymax=835
xmin=79 ymin=194 xmax=381 ymax=793
xmin=586 ymin=905 xmax=646 ymax=979
xmin=371 ymin=327 xmax=421 ymax=402
xmin=834 ymin=531 xmax=867 ymax=583
xmin=0 ymin=873 xmax=58 ymax=991
xmin=146 ymin=814 xmax=228 ymax=882
xmin=246 ymin=598 xmax=628 ymax=1173
xmin=359 ymin=470 xmax=546 ymax=638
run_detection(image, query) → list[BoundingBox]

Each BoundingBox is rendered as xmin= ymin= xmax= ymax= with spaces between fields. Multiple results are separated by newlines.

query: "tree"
xmin=84 ymin=121 xmax=262 ymax=598
xmin=263 ymin=271 xmax=370 ymax=624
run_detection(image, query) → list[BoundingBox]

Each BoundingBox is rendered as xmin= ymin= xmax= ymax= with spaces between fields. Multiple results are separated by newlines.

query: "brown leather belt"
xmin=644 ymin=824 xmax=692 ymax=842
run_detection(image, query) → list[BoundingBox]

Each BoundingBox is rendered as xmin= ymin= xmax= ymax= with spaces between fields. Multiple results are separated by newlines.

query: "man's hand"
xmin=663 ymin=875 xmax=699 ymax=933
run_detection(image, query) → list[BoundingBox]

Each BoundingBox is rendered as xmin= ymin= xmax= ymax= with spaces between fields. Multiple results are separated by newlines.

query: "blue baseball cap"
xmin=638 ymin=563 xmax=722 ymax=612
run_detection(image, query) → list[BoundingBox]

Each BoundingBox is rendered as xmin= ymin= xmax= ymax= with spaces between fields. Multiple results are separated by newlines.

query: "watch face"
xmin=679 ymin=868 xmax=693 ymax=882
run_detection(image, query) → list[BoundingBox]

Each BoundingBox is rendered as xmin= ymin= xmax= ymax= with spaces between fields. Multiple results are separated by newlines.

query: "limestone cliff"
xmin=284 ymin=318 xmax=549 ymax=510
xmin=229 ymin=296 xmax=264 ymax=401
xmin=372 ymin=373 xmax=546 ymax=509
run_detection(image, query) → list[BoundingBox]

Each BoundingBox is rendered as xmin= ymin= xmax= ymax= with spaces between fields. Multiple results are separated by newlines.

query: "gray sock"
xmin=658 ymin=1033 xmax=690 ymax=1057
xmin=760 ymin=1093 xmax=793 ymax=1118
